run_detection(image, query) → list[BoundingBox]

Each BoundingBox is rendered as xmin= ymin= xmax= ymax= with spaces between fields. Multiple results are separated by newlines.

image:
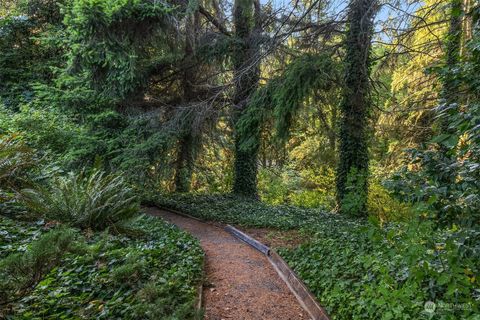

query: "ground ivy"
xmin=0 ymin=214 xmax=204 ymax=319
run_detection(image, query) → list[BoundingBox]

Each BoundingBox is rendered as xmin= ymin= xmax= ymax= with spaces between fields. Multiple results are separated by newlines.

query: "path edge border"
xmin=224 ymin=225 xmax=270 ymax=255
xmin=154 ymin=206 xmax=205 ymax=222
xmin=149 ymin=206 xmax=330 ymax=320
xmin=195 ymin=257 xmax=205 ymax=312
xmin=225 ymin=225 xmax=330 ymax=320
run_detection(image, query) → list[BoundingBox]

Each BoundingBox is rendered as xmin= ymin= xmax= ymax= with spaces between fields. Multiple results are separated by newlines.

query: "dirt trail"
xmin=145 ymin=207 xmax=307 ymax=320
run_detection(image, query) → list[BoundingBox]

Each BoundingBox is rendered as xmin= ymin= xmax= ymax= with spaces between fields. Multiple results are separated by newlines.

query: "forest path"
xmin=145 ymin=207 xmax=307 ymax=320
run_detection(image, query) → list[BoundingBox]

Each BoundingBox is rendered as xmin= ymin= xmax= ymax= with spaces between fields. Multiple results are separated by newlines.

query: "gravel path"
xmin=145 ymin=207 xmax=307 ymax=320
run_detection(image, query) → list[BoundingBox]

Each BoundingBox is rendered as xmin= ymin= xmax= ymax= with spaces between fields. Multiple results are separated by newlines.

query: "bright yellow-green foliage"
xmin=384 ymin=0 xmax=449 ymax=150
xmin=367 ymin=181 xmax=417 ymax=223
xmin=391 ymin=0 xmax=448 ymax=107
xmin=257 ymin=166 xmax=416 ymax=222
xmin=257 ymin=167 xmax=336 ymax=209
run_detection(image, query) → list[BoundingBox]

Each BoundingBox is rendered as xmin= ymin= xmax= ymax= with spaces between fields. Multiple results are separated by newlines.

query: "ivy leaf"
xmin=442 ymin=135 xmax=459 ymax=148
xmin=431 ymin=134 xmax=450 ymax=144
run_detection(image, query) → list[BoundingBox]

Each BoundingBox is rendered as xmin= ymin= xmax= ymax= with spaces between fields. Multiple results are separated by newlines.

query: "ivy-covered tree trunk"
xmin=232 ymin=0 xmax=260 ymax=197
xmin=336 ymin=0 xmax=378 ymax=216
xmin=174 ymin=130 xmax=195 ymax=192
xmin=174 ymin=12 xmax=199 ymax=192
xmin=440 ymin=0 xmax=463 ymax=131
xmin=431 ymin=0 xmax=464 ymax=191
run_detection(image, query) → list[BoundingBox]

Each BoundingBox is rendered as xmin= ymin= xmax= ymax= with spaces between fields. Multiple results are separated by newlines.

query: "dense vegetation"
xmin=280 ymin=220 xmax=479 ymax=319
xmin=153 ymin=193 xmax=333 ymax=229
xmin=1 ymin=0 xmax=479 ymax=318
xmin=0 ymin=135 xmax=203 ymax=319
xmin=154 ymin=194 xmax=479 ymax=319
xmin=0 ymin=215 xmax=203 ymax=319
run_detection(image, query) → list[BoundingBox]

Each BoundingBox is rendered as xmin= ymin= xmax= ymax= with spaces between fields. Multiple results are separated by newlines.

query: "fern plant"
xmin=21 ymin=170 xmax=139 ymax=230
xmin=0 ymin=135 xmax=37 ymax=209
xmin=0 ymin=135 xmax=35 ymax=191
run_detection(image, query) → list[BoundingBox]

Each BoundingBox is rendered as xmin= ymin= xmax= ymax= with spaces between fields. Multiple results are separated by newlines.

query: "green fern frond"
xmin=21 ymin=169 xmax=140 ymax=231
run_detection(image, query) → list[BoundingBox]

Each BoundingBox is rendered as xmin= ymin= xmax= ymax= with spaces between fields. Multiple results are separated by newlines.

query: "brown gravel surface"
xmin=145 ymin=207 xmax=308 ymax=320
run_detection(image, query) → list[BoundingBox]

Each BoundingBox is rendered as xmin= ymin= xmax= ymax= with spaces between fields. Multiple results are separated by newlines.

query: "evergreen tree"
xmin=336 ymin=0 xmax=378 ymax=216
xmin=231 ymin=0 xmax=261 ymax=197
xmin=174 ymin=10 xmax=200 ymax=193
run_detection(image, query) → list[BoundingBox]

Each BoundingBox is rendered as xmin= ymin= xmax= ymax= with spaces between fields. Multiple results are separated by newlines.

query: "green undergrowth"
xmin=0 ymin=214 xmax=203 ymax=319
xmin=280 ymin=221 xmax=480 ymax=319
xmin=151 ymin=193 xmax=344 ymax=230
xmin=153 ymin=193 xmax=480 ymax=319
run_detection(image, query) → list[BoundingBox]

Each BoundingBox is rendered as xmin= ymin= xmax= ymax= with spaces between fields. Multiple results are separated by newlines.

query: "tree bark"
xmin=174 ymin=130 xmax=196 ymax=192
xmin=231 ymin=0 xmax=261 ymax=198
xmin=440 ymin=0 xmax=463 ymax=132
xmin=174 ymin=11 xmax=200 ymax=193
xmin=336 ymin=0 xmax=378 ymax=216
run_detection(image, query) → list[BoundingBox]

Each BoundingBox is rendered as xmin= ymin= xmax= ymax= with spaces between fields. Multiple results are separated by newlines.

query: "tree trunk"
xmin=440 ymin=0 xmax=463 ymax=132
xmin=336 ymin=0 xmax=378 ymax=216
xmin=231 ymin=0 xmax=261 ymax=198
xmin=174 ymin=130 xmax=195 ymax=192
xmin=174 ymin=11 xmax=199 ymax=193
xmin=329 ymin=104 xmax=337 ymax=154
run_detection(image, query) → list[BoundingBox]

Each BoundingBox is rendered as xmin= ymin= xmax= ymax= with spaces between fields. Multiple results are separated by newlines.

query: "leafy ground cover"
xmin=280 ymin=221 xmax=480 ymax=319
xmin=0 ymin=214 xmax=204 ymax=320
xmin=154 ymin=193 xmax=480 ymax=319
xmin=151 ymin=193 xmax=339 ymax=230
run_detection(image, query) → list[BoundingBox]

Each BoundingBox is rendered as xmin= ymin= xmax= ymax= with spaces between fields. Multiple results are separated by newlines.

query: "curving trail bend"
xmin=145 ymin=207 xmax=307 ymax=320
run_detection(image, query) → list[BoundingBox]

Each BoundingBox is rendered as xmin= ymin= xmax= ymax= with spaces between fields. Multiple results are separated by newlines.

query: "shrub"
xmin=289 ymin=189 xmax=334 ymax=209
xmin=258 ymin=167 xmax=336 ymax=209
xmin=0 ymin=134 xmax=38 ymax=217
xmin=292 ymin=167 xmax=336 ymax=209
xmin=0 ymin=226 xmax=84 ymax=305
xmin=0 ymin=134 xmax=36 ymax=194
xmin=387 ymin=147 xmax=480 ymax=226
xmin=0 ymin=105 xmax=82 ymax=155
xmin=368 ymin=181 xmax=418 ymax=223
xmin=257 ymin=169 xmax=290 ymax=205
xmin=21 ymin=170 xmax=139 ymax=230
